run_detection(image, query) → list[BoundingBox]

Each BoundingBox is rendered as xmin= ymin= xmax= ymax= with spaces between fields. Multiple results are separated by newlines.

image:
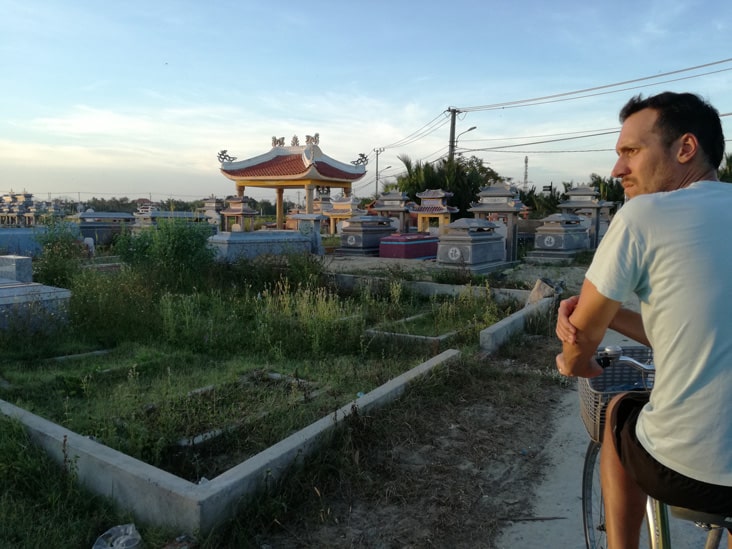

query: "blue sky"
xmin=1 ymin=0 xmax=731 ymax=205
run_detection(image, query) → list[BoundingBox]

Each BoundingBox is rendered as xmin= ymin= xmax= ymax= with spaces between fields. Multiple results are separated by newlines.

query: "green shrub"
xmin=33 ymin=219 xmax=86 ymax=287
xmin=114 ymin=221 xmax=215 ymax=293
xmin=69 ymin=268 xmax=160 ymax=346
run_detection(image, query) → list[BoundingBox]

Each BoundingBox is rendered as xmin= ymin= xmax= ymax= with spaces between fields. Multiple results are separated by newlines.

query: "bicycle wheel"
xmin=582 ymin=440 xmax=606 ymax=549
xmin=582 ymin=440 xmax=656 ymax=548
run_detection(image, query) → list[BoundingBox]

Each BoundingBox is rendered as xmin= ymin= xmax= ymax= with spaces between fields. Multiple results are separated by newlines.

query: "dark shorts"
xmin=611 ymin=391 xmax=732 ymax=516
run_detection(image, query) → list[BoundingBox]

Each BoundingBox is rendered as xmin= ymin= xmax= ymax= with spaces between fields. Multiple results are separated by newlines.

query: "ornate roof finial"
xmin=305 ymin=133 xmax=320 ymax=145
xmin=217 ymin=150 xmax=237 ymax=163
xmin=291 ymin=135 xmax=300 ymax=146
xmin=272 ymin=136 xmax=285 ymax=147
xmin=351 ymin=153 xmax=369 ymax=166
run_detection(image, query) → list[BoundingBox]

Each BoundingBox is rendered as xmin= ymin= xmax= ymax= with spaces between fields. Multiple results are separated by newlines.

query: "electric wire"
xmin=454 ymin=58 xmax=732 ymax=112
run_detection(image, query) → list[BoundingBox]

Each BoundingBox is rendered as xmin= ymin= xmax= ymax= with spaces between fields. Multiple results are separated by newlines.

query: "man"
xmin=555 ymin=92 xmax=732 ymax=548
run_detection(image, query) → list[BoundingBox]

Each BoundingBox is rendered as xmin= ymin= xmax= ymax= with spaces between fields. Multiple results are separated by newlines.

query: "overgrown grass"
xmin=199 ymin=338 xmax=565 ymax=548
xmin=379 ymin=287 xmax=517 ymax=338
xmin=0 ymin=222 xmax=556 ymax=547
xmin=0 ymin=416 xmax=129 ymax=548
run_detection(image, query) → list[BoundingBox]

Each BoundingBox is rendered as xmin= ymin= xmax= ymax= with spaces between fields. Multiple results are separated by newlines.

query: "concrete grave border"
xmin=0 ymin=279 xmax=555 ymax=536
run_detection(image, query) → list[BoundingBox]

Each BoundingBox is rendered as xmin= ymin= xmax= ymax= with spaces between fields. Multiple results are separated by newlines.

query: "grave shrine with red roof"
xmin=219 ymin=134 xmax=366 ymax=229
xmin=412 ymin=188 xmax=459 ymax=234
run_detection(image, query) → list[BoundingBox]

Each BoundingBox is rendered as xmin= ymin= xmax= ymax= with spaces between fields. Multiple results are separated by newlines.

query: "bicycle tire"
xmin=582 ymin=441 xmax=659 ymax=548
xmin=582 ymin=440 xmax=606 ymax=549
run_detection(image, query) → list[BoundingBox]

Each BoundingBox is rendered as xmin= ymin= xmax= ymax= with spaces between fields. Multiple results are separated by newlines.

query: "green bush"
xmin=114 ymin=221 xmax=215 ymax=293
xmin=70 ymin=268 xmax=160 ymax=346
xmin=33 ymin=219 xmax=86 ymax=287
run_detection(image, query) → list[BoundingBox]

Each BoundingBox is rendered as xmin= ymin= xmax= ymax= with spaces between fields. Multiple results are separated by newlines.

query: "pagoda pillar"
xmin=305 ymin=184 xmax=315 ymax=214
xmin=276 ymin=188 xmax=285 ymax=229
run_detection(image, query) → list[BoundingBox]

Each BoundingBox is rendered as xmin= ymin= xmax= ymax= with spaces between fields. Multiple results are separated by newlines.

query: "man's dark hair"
xmin=619 ymin=92 xmax=725 ymax=169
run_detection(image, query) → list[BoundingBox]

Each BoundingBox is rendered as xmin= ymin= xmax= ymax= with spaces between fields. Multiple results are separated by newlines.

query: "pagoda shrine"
xmin=219 ymin=134 xmax=366 ymax=229
xmin=412 ymin=189 xmax=458 ymax=234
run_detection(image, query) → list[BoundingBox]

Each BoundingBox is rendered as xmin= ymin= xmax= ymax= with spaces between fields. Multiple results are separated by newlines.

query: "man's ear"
xmin=676 ymin=133 xmax=700 ymax=165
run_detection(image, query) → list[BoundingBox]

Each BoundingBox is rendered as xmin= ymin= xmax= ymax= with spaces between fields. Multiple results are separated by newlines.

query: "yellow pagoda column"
xmin=276 ymin=188 xmax=285 ymax=229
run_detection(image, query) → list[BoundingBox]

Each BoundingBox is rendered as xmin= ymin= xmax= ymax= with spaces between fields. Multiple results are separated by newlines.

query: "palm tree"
xmin=395 ymin=155 xmax=506 ymax=218
xmin=719 ymin=153 xmax=732 ymax=183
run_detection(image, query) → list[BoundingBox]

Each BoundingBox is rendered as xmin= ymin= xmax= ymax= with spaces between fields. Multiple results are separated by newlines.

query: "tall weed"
xmin=70 ymin=268 xmax=159 ymax=346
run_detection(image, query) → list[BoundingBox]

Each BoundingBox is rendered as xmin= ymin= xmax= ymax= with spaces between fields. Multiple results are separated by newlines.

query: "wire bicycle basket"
xmin=578 ymin=346 xmax=655 ymax=442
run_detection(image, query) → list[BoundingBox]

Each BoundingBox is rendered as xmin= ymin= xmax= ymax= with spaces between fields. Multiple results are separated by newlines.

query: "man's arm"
xmin=557 ymin=297 xmax=650 ymax=347
xmin=608 ymin=308 xmax=650 ymax=347
xmin=556 ymin=278 xmax=622 ymax=377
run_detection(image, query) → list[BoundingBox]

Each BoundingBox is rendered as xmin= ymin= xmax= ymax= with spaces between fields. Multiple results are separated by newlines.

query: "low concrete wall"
xmin=0 ymin=350 xmax=461 ymax=536
xmin=479 ymin=296 xmax=554 ymax=354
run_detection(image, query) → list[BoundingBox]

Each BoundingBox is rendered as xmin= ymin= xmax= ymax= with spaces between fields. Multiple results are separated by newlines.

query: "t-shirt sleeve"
xmin=585 ymin=209 xmax=642 ymax=303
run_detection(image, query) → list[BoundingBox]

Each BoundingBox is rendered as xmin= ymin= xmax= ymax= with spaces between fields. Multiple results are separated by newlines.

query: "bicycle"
xmin=578 ymin=344 xmax=731 ymax=549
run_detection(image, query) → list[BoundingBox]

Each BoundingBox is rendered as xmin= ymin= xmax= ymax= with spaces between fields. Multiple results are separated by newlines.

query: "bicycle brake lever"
xmin=597 ymin=345 xmax=623 ymax=369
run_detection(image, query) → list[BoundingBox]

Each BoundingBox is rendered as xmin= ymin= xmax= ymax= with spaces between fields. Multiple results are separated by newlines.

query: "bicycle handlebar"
xmin=597 ymin=344 xmax=655 ymax=372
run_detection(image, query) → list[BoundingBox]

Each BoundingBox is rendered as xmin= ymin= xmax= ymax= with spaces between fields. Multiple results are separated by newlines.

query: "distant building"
xmin=0 ymin=192 xmax=62 ymax=227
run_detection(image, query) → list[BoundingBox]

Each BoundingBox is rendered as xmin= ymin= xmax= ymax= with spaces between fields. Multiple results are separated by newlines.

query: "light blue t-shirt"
xmin=586 ymin=181 xmax=732 ymax=486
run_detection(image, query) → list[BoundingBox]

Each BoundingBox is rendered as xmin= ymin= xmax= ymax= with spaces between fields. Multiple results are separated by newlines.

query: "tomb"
xmin=436 ymin=218 xmax=505 ymax=274
xmin=558 ymin=185 xmax=612 ymax=249
xmin=323 ymin=194 xmax=365 ymax=235
xmin=337 ymin=215 xmax=396 ymax=256
xmin=371 ymin=191 xmax=412 ymax=233
xmin=525 ymin=212 xmax=590 ymax=262
xmin=0 ymin=255 xmax=71 ymax=331
xmin=468 ymin=184 xmax=525 ymax=263
xmin=379 ymin=233 xmax=439 ymax=260
xmin=220 ymin=196 xmax=258 ymax=232
xmin=412 ymin=189 xmax=458 ymax=234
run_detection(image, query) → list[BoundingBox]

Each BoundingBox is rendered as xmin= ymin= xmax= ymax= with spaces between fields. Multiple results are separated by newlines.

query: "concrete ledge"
xmin=479 ymin=296 xmax=555 ymax=354
xmin=0 ymin=349 xmax=460 ymax=535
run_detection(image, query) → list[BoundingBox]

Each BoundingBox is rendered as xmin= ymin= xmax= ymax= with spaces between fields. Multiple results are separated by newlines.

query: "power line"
xmin=378 ymin=112 xmax=451 ymax=151
xmin=455 ymin=58 xmax=732 ymax=112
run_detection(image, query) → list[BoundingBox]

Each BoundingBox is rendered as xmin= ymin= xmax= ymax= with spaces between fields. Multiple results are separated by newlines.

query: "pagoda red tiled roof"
xmin=223 ymin=154 xmax=306 ymax=178
xmin=220 ymin=144 xmax=365 ymax=183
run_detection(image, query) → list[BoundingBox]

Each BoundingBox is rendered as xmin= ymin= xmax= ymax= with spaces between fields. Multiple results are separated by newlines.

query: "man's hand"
xmin=556 ymin=351 xmax=604 ymax=378
xmin=556 ymin=295 xmax=579 ymax=344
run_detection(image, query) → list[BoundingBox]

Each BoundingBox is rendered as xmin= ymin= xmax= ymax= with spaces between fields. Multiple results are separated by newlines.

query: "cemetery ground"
xmin=0 ymin=241 xmax=590 ymax=548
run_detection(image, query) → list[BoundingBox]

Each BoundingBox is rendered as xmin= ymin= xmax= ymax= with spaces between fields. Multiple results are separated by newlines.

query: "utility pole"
xmin=373 ymin=147 xmax=384 ymax=197
xmin=447 ymin=108 xmax=459 ymax=162
xmin=447 ymin=108 xmax=475 ymax=162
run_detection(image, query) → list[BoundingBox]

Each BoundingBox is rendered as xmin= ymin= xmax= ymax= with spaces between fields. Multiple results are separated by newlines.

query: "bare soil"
xmin=243 ymin=260 xmax=586 ymax=549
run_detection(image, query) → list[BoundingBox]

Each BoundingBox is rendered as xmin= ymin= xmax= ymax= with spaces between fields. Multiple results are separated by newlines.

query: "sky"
xmin=1 ymin=0 xmax=731 ymax=206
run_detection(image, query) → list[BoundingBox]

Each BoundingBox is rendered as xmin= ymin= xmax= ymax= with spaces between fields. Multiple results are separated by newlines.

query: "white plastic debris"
xmin=92 ymin=523 xmax=142 ymax=548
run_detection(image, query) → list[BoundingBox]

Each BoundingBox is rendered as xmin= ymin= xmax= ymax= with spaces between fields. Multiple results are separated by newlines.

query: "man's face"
xmin=611 ymin=108 xmax=679 ymax=199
